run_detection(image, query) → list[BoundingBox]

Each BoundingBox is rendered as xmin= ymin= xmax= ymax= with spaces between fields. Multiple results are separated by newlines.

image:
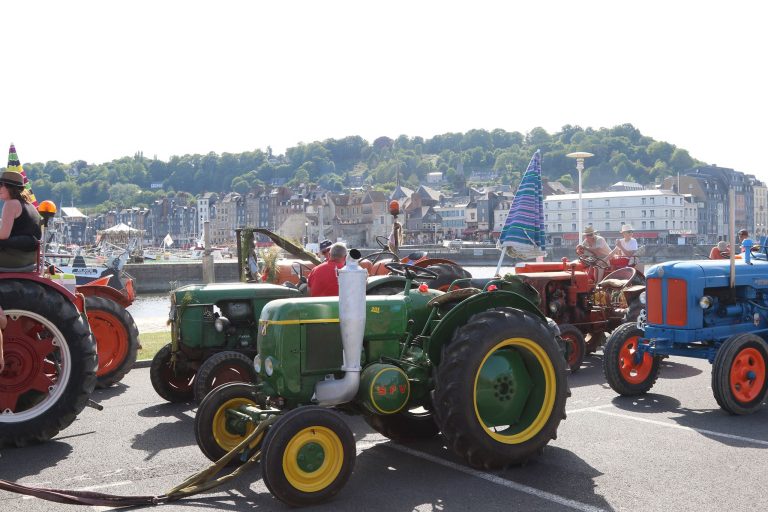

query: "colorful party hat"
xmin=7 ymin=143 xmax=38 ymax=206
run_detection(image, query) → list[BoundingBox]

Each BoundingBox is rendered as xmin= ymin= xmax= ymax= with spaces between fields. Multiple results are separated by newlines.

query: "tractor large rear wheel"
xmin=712 ymin=334 xmax=768 ymax=415
xmin=85 ymin=295 xmax=139 ymax=388
xmin=0 ymin=280 xmax=96 ymax=447
xmin=603 ymin=323 xmax=661 ymax=396
xmin=433 ymin=307 xmax=569 ymax=469
xmin=261 ymin=406 xmax=356 ymax=507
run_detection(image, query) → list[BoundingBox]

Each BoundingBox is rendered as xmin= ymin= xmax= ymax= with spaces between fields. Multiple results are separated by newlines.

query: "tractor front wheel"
xmin=261 ymin=406 xmax=356 ymax=507
xmin=603 ymin=322 xmax=661 ymax=396
xmin=433 ymin=307 xmax=569 ymax=469
xmin=559 ymin=324 xmax=585 ymax=373
xmin=193 ymin=351 xmax=257 ymax=402
xmin=85 ymin=295 xmax=140 ymax=388
xmin=150 ymin=343 xmax=195 ymax=403
xmin=195 ymin=382 xmax=264 ymax=464
xmin=712 ymin=334 xmax=768 ymax=415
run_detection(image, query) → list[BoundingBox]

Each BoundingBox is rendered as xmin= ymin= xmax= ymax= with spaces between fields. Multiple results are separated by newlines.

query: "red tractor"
xmin=512 ymin=256 xmax=645 ymax=372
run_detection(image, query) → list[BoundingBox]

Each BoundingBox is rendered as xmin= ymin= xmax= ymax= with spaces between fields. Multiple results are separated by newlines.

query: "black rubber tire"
xmin=363 ymin=407 xmax=440 ymax=442
xmin=712 ymin=334 xmax=768 ymax=415
xmin=0 ymin=280 xmax=97 ymax=447
xmin=85 ymin=295 xmax=140 ymax=388
xmin=150 ymin=343 xmax=195 ymax=403
xmin=559 ymin=324 xmax=586 ymax=374
xmin=193 ymin=351 xmax=258 ymax=402
xmin=261 ymin=406 xmax=356 ymax=507
xmin=426 ymin=263 xmax=472 ymax=291
xmin=602 ymin=323 xmax=661 ymax=396
xmin=195 ymin=382 xmax=263 ymax=464
xmin=433 ymin=307 xmax=569 ymax=469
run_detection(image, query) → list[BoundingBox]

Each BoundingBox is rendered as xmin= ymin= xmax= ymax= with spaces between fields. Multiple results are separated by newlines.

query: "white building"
xmin=435 ymin=202 xmax=467 ymax=239
xmin=544 ymin=189 xmax=698 ymax=246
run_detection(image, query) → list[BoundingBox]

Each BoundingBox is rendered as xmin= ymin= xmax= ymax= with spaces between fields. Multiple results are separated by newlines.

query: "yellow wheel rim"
xmin=212 ymin=397 xmax=263 ymax=452
xmin=283 ymin=426 xmax=344 ymax=492
xmin=473 ymin=337 xmax=557 ymax=444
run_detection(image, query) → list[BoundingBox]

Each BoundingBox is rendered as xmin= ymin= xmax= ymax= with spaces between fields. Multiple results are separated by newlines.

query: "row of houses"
xmin=49 ymin=164 xmax=765 ymax=249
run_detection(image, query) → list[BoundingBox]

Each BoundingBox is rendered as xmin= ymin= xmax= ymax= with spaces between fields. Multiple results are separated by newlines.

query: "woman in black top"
xmin=0 ymin=171 xmax=42 ymax=267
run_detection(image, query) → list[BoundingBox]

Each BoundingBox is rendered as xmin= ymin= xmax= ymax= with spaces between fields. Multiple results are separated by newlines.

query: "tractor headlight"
xmin=253 ymin=354 xmax=262 ymax=373
xmin=548 ymin=302 xmax=559 ymax=314
xmin=264 ymin=356 xmax=274 ymax=376
xmin=699 ymin=296 xmax=713 ymax=309
xmin=639 ymin=291 xmax=646 ymax=305
xmin=214 ymin=316 xmax=230 ymax=332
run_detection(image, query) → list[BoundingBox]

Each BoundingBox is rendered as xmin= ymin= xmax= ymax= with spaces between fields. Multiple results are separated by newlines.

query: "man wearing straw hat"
xmin=576 ymin=225 xmax=611 ymax=280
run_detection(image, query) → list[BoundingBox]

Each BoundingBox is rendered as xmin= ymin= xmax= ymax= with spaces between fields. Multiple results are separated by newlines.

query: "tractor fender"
xmin=77 ymin=281 xmax=132 ymax=308
xmin=0 ymin=272 xmax=85 ymax=313
xmin=427 ymin=290 xmax=546 ymax=366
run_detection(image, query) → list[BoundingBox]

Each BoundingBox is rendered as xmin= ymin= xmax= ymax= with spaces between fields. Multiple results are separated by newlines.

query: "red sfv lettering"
xmin=375 ymin=384 xmax=406 ymax=396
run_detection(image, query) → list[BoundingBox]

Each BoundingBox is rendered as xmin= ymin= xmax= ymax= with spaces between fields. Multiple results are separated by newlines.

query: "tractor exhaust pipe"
xmin=314 ymin=248 xmax=367 ymax=406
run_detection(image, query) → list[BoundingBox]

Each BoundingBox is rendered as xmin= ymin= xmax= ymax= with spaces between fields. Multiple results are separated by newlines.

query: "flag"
xmin=163 ymin=233 xmax=174 ymax=247
xmin=6 ymin=143 xmax=38 ymax=207
xmin=497 ymin=150 xmax=546 ymax=260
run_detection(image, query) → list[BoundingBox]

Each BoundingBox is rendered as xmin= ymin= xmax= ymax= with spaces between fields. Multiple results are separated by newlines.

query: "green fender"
xmin=427 ymin=290 xmax=546 ymax=366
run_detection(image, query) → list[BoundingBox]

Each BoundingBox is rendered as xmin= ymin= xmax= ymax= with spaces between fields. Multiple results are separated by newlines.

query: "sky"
xmin=4 ymin=1 xmax=767 ymax=182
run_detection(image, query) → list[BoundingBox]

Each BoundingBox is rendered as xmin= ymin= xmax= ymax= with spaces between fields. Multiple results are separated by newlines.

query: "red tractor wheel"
xmin=558 ymin=324 xmax=586 ymax=373
xmin=602 ymin=323 xmax=661 ymax=396
xmin=193 ymin=351 xmax=258 ymax=402
xmin=85 ymin=295 xmax=139 ymax=388
xmin=150 ymin=343 xmax=196 ymax=403
xmin=712 ymin=334 xmax=768 ymax=415
xmin=0 ymin=280 xmax=96 ymax=447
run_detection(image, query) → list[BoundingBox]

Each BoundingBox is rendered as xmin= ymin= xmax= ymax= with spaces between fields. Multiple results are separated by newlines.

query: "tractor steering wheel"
xmin=376 ymin=235 xmax=390 ymax=250
xmin=385 ymin=262 xmax=438 ymax=280
xmin=579 ymin=254 xmax=610 ymax=270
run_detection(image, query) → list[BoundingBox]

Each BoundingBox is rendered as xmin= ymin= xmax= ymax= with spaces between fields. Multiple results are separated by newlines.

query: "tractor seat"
xmin=599 ymin=278 xmax=631 ymax=289
xmin=404 ymin=251 xmax=428 ymax=262
xmin=0 ymin=263 xmax=37 ymax=273
xmin=427 ymin=287 xmax=481 ymax=307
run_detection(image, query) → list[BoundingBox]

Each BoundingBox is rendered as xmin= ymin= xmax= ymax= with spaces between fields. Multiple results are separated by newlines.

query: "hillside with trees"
xmin=9 ymin=124 xmax=703 ymax=212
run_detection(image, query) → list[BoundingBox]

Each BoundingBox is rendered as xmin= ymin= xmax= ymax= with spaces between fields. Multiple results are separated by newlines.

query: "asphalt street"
xmin=1 ymin=353 xmax=766 ymax=512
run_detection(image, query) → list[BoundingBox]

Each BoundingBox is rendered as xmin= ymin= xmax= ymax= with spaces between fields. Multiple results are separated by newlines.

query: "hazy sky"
xmin=4 ymin=1 xmax=766 ymax=182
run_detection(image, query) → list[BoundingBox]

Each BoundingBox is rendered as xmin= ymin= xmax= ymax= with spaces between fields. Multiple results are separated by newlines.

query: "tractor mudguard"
xmin=427 ymin=290 xmax=545 ymax=366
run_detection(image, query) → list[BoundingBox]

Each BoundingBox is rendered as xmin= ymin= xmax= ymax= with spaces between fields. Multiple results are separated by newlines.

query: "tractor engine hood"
xmin=646 ymin=259 xmax=768 ymax=289
xmin=313 ymin=249 xmax=368 ymax=406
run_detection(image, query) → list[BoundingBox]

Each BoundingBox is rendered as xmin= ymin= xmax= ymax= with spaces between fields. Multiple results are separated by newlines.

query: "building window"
xmin=571 ymin=201 xmax=576 ymax=208
xmin=572 ymin=223 xmax=577 ymax=231
xmin=558 ymin=202 xmax=562 ymax=209
xmin=642 ymin=198 xmax=646 ymax=205
xmin=650 ymin=210 xmax=654 ymax=217
xmin=605 ymin=222 xmax=610 ymax=231
xmin=605 ymin=211 xmax=610 ymax=218
xmin=642 ymin=221 xmax=647 ymax=229
xmin=557 ymin=223 xmax=562 ymax=231
xmin=588 ymin=211 xmax=593 ymax=219
xmin=588 ymin=200 xmax=593 ymax=207
xmin=642 ymin=210 xmax=647 ymax=217
xmin=650 ymin=197 xmax=655 ymax=205
xmin=650 ymin=221 xmax=655 ymax=228
xmin=605 ymin=199 xmax=610 ymax=206
xmin=621 ymin=210 xmax=626 ymax=218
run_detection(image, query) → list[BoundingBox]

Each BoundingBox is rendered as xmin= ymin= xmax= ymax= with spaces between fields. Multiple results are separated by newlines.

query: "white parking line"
xmin=356 ymin=438 xmax=607 ymax=512
xmin=591 ymin=409 xmax=768 ymax=446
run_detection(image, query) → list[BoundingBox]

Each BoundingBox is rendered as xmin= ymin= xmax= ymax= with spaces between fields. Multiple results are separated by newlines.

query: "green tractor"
xmin=194 ymin=250 xmax=570 ymax=506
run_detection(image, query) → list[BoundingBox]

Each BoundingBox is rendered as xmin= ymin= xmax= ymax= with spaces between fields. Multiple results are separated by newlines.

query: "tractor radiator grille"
xmin=646 ymin=277 xmax=687 ymax=326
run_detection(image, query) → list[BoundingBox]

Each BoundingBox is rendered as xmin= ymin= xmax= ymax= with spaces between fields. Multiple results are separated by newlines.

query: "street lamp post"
xmin=304 ymin=221 xmax=309 ymax=246
xmin=566 ymin=152 xmax=594 ymax=240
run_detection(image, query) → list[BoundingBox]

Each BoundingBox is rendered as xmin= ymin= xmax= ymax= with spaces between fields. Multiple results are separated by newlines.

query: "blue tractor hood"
xmin=646 ymin=259 xmax=768 ymax=289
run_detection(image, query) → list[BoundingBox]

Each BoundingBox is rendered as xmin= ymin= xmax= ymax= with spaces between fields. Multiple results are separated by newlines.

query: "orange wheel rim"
xmin=563 ymin=333 xmax=582 ymax=367
xmin=618 ymin=335 xmax=653 ymax=384
xmin=88 ymin=310 xmax=129 ymax=377
xmin=729 ymin=347 xmax=766 ymax=403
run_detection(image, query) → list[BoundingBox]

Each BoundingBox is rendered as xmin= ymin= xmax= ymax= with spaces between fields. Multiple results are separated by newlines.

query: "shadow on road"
xmin=131 ymin=402 xmax=198 ymax=460
xmin=610 ymin=393 xmax=768 ymax=448
xmin=567 ymin=354 xmax=607 ymax=388
xmin=0 ymin=441 xmax=73 ymax=480
xmin=92 ymin=381 xmax=131 ymax=400
xmin=658 ymin=359 xmax=704 ymax=379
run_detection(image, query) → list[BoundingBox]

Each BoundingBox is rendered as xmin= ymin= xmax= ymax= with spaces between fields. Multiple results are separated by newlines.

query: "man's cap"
xmin=620 ymin=224 xmax=634 ymax=233
xmin=583 ymin=226 xmax=597 ymax=235
xmin=319 ymin=239 xmax=332 ymax=251
xmin=739 ymin=229 xmax=748 ymax=235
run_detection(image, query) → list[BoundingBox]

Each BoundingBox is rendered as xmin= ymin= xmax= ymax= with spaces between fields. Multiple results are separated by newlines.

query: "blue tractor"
xmin=603 ymin=241 xmax=768 ymax=415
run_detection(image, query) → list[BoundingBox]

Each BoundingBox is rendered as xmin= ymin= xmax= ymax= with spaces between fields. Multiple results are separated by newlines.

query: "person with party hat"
xmin=0 ymin=144 xmax=42 ymax=268
xmin=6 ymin=143 xmax=38 ymax=207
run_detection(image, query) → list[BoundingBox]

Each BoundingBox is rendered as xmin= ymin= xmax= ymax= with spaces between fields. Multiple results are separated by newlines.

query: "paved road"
xmin=1 ymin=354 xmax=766 ymax=512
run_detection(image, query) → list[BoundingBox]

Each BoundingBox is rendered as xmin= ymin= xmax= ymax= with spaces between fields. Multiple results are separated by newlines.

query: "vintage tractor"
xmin=512 ymin=256 xmax=645 ymax=372
xmin=603 ymin=244 xmax=768 ymax=415
xmin=193 ymin=251 xmax=569 ymax=506
xmin=151 ymin=233 xmax=422 ymax=402
xmin=0 ymin=201 xmax=97 ymax=447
